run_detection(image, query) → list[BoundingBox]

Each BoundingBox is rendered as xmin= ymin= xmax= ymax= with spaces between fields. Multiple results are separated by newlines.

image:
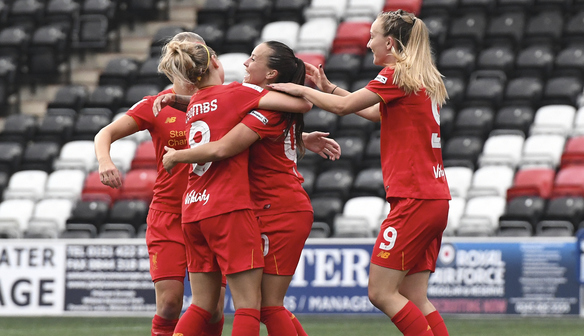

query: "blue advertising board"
xmin=182 ymin=237 xmax=580 ymax=316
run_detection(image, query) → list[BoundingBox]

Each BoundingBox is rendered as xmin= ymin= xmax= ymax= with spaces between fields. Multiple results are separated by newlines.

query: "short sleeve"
xmin=365 ymin=68 xmax=405 ymax=104
xmin=241 ymin=109 xmax=285 ymax=139
xmin=125 ymin=96 xmax=156 ymax=131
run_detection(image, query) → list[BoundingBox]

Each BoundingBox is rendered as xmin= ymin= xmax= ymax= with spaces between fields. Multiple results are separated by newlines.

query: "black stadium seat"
xmin=314 ymin=168 xmax=354 ymax=201
xmin=477 ymin=46 xmax=515 ymax=73
xmin=107 ymin=199 xmax=149 ymax=231
xmin=0 ymin=26 xmax=30 ymax=72
xmin=235 ymin=0 xmax=272 ymax=26
xmin=270 ymin=0 xmax=307 ymax=23
xmin=193 ymin=24 xmax=225 ymax=55
xmin=27 ymin=25 xmax=70 ymax=85
xmin=196 ymin=0 xmax=236 ymax=30
xmin=149 ymin=25 xmax=185 ymax=57
xmin=44 ymin=0 xmax=80 ymax=38
xmin=7 ymin=0 xmax=44 ymax=34
xmin=35 ymin=113 xmax=74 ymax=145
xmin=20 ymin=141 xmax=61 ymax=172
xmin=0 ymin=114 xmax=36 ymax=144
xmin=86 ymin=85 xmax=125 ymax=112
xmin=303 ymin=108 xmax=338 ymax=134
xmin=541 ymin=196 xmax=584 ymax=227
xmin=447 ymin=12 xmax=487 ymax=49
xmin=494 ymin=105 xmax=534 ymax=136
xmin=67 ymin=200 xmax=110 ymax=229
xmin=564 ymin=10 xmax=584 ymax=45
xmin=485 ymin=11 xmax=525 ymax=48
xmin=137 ymin=57 xmax=170 ymax=90
xmin=72 ymin=113 xmax=111 ymax=141
xmin=311 ymin=195 xmax=343 ymax=230
xmin=499 ymin=195 xmax=546 ymax=229
xmin=442 ymin=76 xmax=466 ymax=107
xmin=464 ymin=71 xmax=506 ymax=108
xmin=0 ymin=142 xmax=23 ymax=175
xmin=99 ymin=57 xmax=140 ymax=90
xmin=123 ymin=84 xmax=159 ymax=107
xmin=224 ymin=22 xmax=260 ymax=54
xmin=542 ymin=76 xmax=583 ymax=106
xmin=351 ymin=167 xmax=385 ymax=198
xmin=47 ymin=84 xmax=89 ymax=112
xmin=504 ymin=77 xmax=544 ymax=108
xmin=524 ymin=11 xmax=564 ymax=47
xmin=438 ymin=46 xmax=476 ymax=78
xmin=453 ymin=106 xmax=495 ymax=139
xmin=324 ymin=53 xmax=362 ymax=85
xmin=443 ymin=135 xmax=484 ymax=169
xmin=554 ymin=45 xmax=584 ymax=78
xmin=515 ymin=44 xmax=555 ymax=79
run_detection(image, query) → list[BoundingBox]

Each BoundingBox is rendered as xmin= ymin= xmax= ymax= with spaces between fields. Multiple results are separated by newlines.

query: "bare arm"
xmin=163 ymin=123 xmax=260 ymax=173
xmin=152 ymin=94 xmax=191 ymax=116
xmin=258 ymin=91 xmax=312 ymax=114
xmin=94 ymin=115 xmax=140 ymax=188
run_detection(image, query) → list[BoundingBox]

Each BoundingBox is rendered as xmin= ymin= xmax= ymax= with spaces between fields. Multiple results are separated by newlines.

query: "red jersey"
xmin=241 ymin=109 xmax=313 ymax=216
xmin=182 ymin=82 xmax=269 ymax=223
xmin=126 ymin=88 xmax=189 ymax=213
xmin=365 ymin=67 xmax=451 ymax=200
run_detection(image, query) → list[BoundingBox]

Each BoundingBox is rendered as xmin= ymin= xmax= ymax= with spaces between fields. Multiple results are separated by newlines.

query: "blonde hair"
xmin=378 ymin=10 xmax=448 ymax=106
xmin=158 ymin=34 xmax=213 ymax=86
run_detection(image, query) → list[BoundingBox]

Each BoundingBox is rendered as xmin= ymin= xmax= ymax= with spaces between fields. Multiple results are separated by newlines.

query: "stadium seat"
xmin=515 ymin=44 xmax=555 ymax=79
xmin=359 ymin=52 xmax=384 ymax=80
xmin=457 ymin=196 xmax=506 ymax=236
xmin=477 ymin=46 xmax=515 ymax=73
xmin=325 ymin=135 xmax=364 ymax=172
xmin=309 ymin=221 xmax=331 ymax=238
xmin=136 ymin=223 xmax=148 ymax=238
xmin=219 ymin=53 xmax=249 ymax=83
xmin=54 ymin=140 xmax=96 ymax=172
xmin=467 ymin=165 xmax=515 ymax=198
xmin=0 ymin=26 xmax=30 ymax=71
xmin=551 ymin=165 xmax=584 ymax=198
xmin=303 ymin=108 xmax=338 ymax=134
xmin=26 ymin=198 xmax=73 ymax=238
xmin=423 ymin=14 xmax=448 ymax=53
xmin=351 ymin=167 xmax=385 ymax=198
xmin=561 ymin=136 xmax=584 ymax=168
xmin=447 ymin=12 xmax=487 ymax=49
xmin=60 ymin=223 xmax=97 ymax=239
xmin=541 ymin=196 xmax=584 ymax=227
xmin=0 ymin=171 xmax=7 ymax=198
xmin=506 ymin=168 xmax=555 ymax=200
xmin=48 ymin=84 xmax=88 ymax=112
xmin=72 ymin=13 xmax=112 ymax=53
xmin=497 ymin=220 xmax=533 ymax=236
xmin=123 ymin=84 xmax=159 ymax=108
xmin=137 ymin=57 xmax=170 ymax=90
xmin=44 ymin=0 xmax=80 ymax=38
xmin=440 ymin=105 xmax=455 ymax=142
xmin=499 ymin=195 xmax=546 ymax=229
xmin=20 ymin=141 xmax=60 ymax=172
xmin=542 ymin=76 xmax=583 ymax=106
xmin=453 ymin=106 xmax=494 ymax=139
xmin=554 ymin=45 xmax=584 ymax=78
xmin=7 ymin=0 xmax=44 ymax=33
xmin=564 ymin=10 xmax=584 ymax=45
xmin=224 ymin=21 xmax=260 ymax=54
xmin=304 ymin=0 xmax=348 ymax=20
xmin=67 ymin=199 xmax=109 ymax=229
xmin=196 ymin=0 xmax=236 ymax=29
xmin=270 ymin=0 xmax=307 ymax=22
xmin=118 ymin=169 xmax=156 ymax=202
xmin=323 ymin=53 xmax=362 ymax=84
xmin=296 ymin=18 xmax=337 ymax=55
xmin=520 ymin=134 xmax=566 ymax=169
xmin=504 ymin=77 xmax=544 ymax=109
xmin=107 ymin=139 xmax=137 ymax=174
xmin=363 ymin=130 xmax=381 ymax=167
xmin=443 ymin=135 xmax=484 ymax=170
xmin=193 ymin=24 xmax=225 ymax=55
xmin=333 ymin=216 xmax=372 ymax=238
xmin=81 ymin=170 xmax=120 ymax=204
xmin=0 ymin=199 xmax=35 ymax=238
xmin=535 ymin=220 xmax=574 ymax=236
xmin=35 ymin=113 xmax=74 ymax=145
xmin=234 ymin=0 xmax=272 ymax=26
xmin=333 ymin=196 xmax=385 ymax=237
xmin=383 ymin=0 xmax=422 ymax=15
xmin=311 ymin=196 xmax=344 ymax=229
xmin=332 ymin=21 xmax=371 ymax=56
xmin=45 ymin=169 xmax=85 ymax=200
xmin=337 ymin=113 xmax=377 ymax=138
xmin=72 ymin=112 xmax=111 ymax=141
xmin=442 ymin=76 xmax=466 ymax=107
xmin=27 ymin=25 xmax=70 ymax=84
xmin=0 ymin=142 xmax=23 ymax=175
xmin=445 ymin=197 xmax=465 ymax=236
xmin=131 ymin=141 xmax=156 ymax=170
xmin=260 ymin=21 xmax=300 ymax=50
xmin=478 ymin=131 xmax=525 ymax=168
xmin=498 ymin=0 xmax=535 ymax=12
xmin=297 ymin=166 xmax=315 ymax=196
xmin=485 ymin=11 xmax=525 ymax=48
xmin=107 ymin=199 xmax=149 ymax=230
xmin=458 ymin=0 xmax=497 ymax=13
xmin=0 ymin=114 xmax=36 ymax=144
xmin=3 ymin=170 xmax=47 ymax=201
xmin=524 ymin=10 xmax=563 ymax=46
xmin=86 ymin=85 xmax=124 ymax=112
xmin=421 ymin=0 xmax=458 ymax=16
xmin=530 ymin=105 xmax=575 ymax=136
xmin=149 ymin=25 xmax=185 ymax=57
xmin=465 ymin=71 xmax=506 ymax=108
xmin=444 ymin=166 xmax=473 ymax=198
xmin=314 ymin=168 xmax=354 ymax=200
xmin=98 ymin=222 xmax=136 ymax=238
xmin=344 ymin=0 xmax=384 ymax=21
xmin=438 ymin=46 xmax=476 ymax=79
xmin=99 ymin=57 xmax=140 ymax=90
xmin=494 ymin=105 xmax=534 ymax=136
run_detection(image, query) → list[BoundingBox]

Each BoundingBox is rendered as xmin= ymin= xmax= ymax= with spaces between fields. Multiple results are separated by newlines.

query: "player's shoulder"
xmin=371 ymin=67 xmax=394 ymax=86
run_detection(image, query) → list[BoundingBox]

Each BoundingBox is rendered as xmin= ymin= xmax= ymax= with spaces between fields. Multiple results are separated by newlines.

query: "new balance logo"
xmin=165 ymin=117 xmax=177 ymax=123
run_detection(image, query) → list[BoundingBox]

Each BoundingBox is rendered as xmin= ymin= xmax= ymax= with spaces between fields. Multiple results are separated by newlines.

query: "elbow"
xmin=300 ymin=100 xmax=313 ymax=113
xmin=335 ymin=104 xmax=354 ymax=116
xmin=212 ymin=145 xmax=232 ymax=161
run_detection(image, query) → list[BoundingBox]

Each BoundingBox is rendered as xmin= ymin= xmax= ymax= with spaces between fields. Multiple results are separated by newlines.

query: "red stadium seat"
xmin=81 ymin=170 xmax=121 ymax=204
xmin=551 ymin=166 xmax=584 ymax=198
xmin=383 ymin=0 xmax=422 ymax=15
xmin=119 ymin=169 xmax=157 ymax=202
xmin=131 ymin=141 xmax=157 ymax=170
xmin=332 ymin=22 xmax=371 ymax=56
xmin=506 ymin=168 xmax=555 ymax=201
xmin=560 ymin=136 xmax=584 ymax=169
xmin=296 ymin=52 xmax=326 ymax=87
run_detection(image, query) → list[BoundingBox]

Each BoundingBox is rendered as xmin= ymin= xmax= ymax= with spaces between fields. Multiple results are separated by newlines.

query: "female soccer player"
xmin=161 ymin=40 xmax=340 ymax=336
xmin=269 ymin=10 xmax=451 ymax=336
xmin=94 ymin=32 xmax=225 ymax=336
xmin=153 ymin=41 xmax=312 ymax=336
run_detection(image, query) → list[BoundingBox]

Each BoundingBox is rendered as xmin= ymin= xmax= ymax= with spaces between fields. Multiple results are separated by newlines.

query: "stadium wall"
xmin=0 ymin=236 xmax=583 ymax=317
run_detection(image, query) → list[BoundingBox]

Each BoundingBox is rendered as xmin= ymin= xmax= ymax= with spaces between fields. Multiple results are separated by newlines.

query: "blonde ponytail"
xmin=158 ymin=40 xmax=214 ymax=87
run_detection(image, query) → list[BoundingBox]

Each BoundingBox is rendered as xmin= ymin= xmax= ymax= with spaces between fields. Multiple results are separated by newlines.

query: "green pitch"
xmin=1 ymin=315 xmax=584 ymax=335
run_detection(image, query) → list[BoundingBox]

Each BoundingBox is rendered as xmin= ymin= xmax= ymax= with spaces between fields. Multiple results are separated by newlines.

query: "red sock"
xmin=173 ymin=304 xmax=211 ymax=336
xmin=201 ymin=314 xmax=224 ymax=336
xmin=233 ymin=308 xmax=260 ymax=336
xmin=151 ymin=314 xmax=179 ymax=336
xmin=286 ymin=309 xmax=308 ymax=336
xmin=391 ymin=301 xmax=434 ymax=336
xmin=425 ymin=311 xmax=448 ymax=336
xmin=260 ymin=306 xmax=297 ymax=336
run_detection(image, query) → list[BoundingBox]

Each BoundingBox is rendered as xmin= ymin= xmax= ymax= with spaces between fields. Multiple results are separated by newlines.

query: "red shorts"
xmin=183 ymin=209 xmax=264 ymax=275
xmin=371 ymin=198 xmax=448 ymax=274
xmin=258 ymin=211 xmax=313 ymax=276
xmin=146 ymin=209 xmax=187 ymax=282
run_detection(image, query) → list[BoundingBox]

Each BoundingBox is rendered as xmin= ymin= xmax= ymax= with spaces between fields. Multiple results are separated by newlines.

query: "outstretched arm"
xmin=302 ymin=131 xmax=341 ymax=160
xmin=259 ymin=91 xmax=312 ymax=114
xmin=163 ymin=123 xmax=260 ymax=174
xmin=94 ymin=115 xmax=140 ymax=188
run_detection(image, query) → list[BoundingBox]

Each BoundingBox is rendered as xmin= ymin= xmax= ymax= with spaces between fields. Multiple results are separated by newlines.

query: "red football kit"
xmin=365 ymin=67 xmax=451 ymax=273
xmin=182 ymin=82 xmax=268 ymax=275
xmin=242 ymin=109 xmax=313 ymax=275
xmin=126 ymin=88 xmax=189 ymax=282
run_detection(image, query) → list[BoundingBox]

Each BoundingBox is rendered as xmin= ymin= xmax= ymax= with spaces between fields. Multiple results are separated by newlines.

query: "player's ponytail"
xmin=264 ymin=41 xmax=306 ymax=156
xmin=379 ymin=10 xmax=448 ymax=106
xmin=159 ymin=41 xmax=215 ymax=87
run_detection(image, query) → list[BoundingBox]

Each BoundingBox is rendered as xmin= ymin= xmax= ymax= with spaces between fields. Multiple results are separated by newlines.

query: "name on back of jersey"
xmin=186 ymin=99 xmax=218 ymax=121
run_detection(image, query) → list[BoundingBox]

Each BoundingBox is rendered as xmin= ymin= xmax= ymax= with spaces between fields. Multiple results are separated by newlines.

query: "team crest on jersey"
xmin=242 ymin=82 xmax=264 ymax=93
xmin=374 ymin=75 xmax=388 ymax=84
xmin=249 ymin=110 xmax=269 ymax=125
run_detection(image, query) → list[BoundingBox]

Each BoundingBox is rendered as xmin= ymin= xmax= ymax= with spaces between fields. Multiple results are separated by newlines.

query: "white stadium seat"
xmin=304 ymin=0 xmax=348 ymax=20
xmin=444 ymin=166 xmax=473 ymax=198
xmin=478 ymin=132 xmax=525 ymax=168
xmin=296 ymin=18 xmax=338 ymax=55
xmin=333 ymin=196 xmax=386 ymax=237
xmin=457 ymin=196 xmax=506 ymax=236
xmin=467 ymin=165 xmax=515 ymax=198
xmin=107 ymin=139 xmax=137 ymax=173
xmin=54 ymin=140 xmax=97 ymax=172
xmin=45 ymin=169 xmax=86 ymax=200
xmin=530 ymin=105 xmax=576 ymax=136
xmin=0 ymin=199 xmax=36 ymax=238
xmin=344 ymin=0 xmax=385 ymax=21
xmin=520 ymin=134 xmax=566 ymax=169
xmin=27 ymin=198 xmax=74 ymax=238
xmin=3 ymin=170 xmax=48 ymax=201
xmin=260 ymin=21 xmax=300 ymax=50
xmin=219 ymin=53 xmax=249 ymax=83
xmin=445 ymin=197 xmax=466 ymax=236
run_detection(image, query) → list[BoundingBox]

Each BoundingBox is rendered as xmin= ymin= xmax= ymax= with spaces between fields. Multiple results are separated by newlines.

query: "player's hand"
xmin=303 ymin=131 xmax=341 ymax=160
xmin=152 ymin=94 xmax=175 ymax=117
xmin=267 ymin=83 xmax=305 ymax=97
xmin=305 ymin=63 xmax=335 ymax=94
xmin=98 ymin=160 xmax=123 ymax=189
xmin=163 ymin=146 xmax=177 ymax=174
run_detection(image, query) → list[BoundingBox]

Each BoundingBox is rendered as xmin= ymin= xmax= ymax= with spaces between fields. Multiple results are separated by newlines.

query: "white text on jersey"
xmin=433 ymin=164 xmax=445 ymax=179
xmin=185 ymin=189 xmax=210 ymax=205
xmin=186 ymin=99 xmax=218 ymax=121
